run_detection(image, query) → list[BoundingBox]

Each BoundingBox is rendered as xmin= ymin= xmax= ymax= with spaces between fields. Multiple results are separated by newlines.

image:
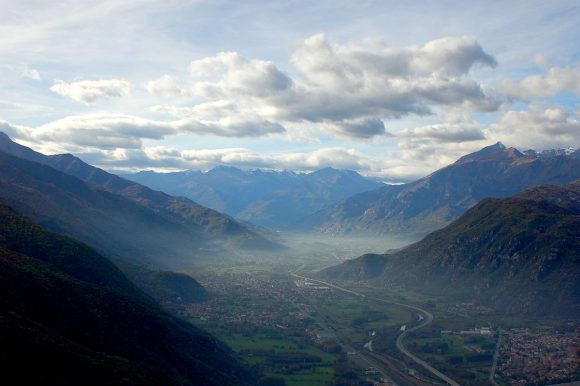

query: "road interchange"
xmin=290 ymin=272 xmax=461 ymax=386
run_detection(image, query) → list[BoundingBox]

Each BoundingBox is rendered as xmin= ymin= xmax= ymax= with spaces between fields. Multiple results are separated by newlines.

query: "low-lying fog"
xmin=199 ymin=232 xmax=417 ymax=274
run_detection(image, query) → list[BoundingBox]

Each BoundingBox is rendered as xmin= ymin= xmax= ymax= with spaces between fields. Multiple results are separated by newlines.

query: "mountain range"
xmin=300 ymin=142 xmax=580 ymax=238
xmin=123 ymin=166 xmax=383 ymax=229
xmin=0 ymin=128 xmax=578 ymax=384
xmin=0 ymin=204 xmax=253 ymax=385
xmin=320 ymin=180 xmax=580 ymax=317
xmin=0 ymin=133 xmax=280 ymax=269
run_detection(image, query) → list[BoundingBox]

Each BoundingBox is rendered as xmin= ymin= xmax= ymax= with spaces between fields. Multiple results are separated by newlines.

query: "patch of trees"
xmin=414 ymin=341 xmax=450 ymax=354
xmin=351 ymin=309 xmax=386 ymax=327
xmin=259 ymin=376 xmax=286 ymax=386
xmin=332 ymin=356 xmax=374 ymax=386
xmin=465 ymin=353 xmax=493 ymax=363
xmin=409 ymin=326 xmax=441 ymax=339
xmin=263 ymin=352 xmax=322 ymax=365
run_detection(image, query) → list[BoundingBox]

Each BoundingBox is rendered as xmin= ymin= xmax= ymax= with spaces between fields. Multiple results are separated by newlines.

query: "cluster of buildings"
xmin=460 ymin=327 xmax=494 ymax=336
xmin=497 ymin=328 xmax=579 ymax=385
xmin=445 ymin=302 xmax=495 ymax=315
xmin=185 ymin=272 xmax=343 ymax=330
xmin=185 ymin=272 xmax=301 ymax=328
xmin=440 ymin=326 xmax=494 ymax=336
xmin=306 ymin=328 xmax=337 ymax=345
xmin=293 ymin=278 xmax=331 ymax=290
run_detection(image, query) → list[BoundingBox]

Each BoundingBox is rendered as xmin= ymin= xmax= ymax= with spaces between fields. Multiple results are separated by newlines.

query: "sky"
xmin=0 ymin=0 xmax=579 ymax=181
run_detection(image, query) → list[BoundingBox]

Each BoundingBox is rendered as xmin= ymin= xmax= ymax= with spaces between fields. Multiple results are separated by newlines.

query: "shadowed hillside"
xmin=0 ymin=132 xmax=280 ymax=251
xmin=0 ymin=149 xmax=217 ymax=268
xmin=0 ymin=204 xmax=254 ymax=385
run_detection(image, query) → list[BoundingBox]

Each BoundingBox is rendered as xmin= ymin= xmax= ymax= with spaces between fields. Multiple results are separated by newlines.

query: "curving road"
xmin=291 ymin=272 xmax=461 ymax=386
xmin=394 ymin=309 xmax=460 ymax=386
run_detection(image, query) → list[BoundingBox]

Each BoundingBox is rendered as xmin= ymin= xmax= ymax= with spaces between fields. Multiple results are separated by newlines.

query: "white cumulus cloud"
xmin=180 ymin=35 xmax=499 ymax=140
xmin=487 ymin=105 xmax=580 ymax=149
xmin=0 ymin=111 xmax=286 ymax=154
xmin=145 ymin=75 xmax=186 ymax=97
xmin=86 ymin=145 xmax=403 ymax=178
xmin=190 ymin=51 xmax=293 ymax=98
xmin=50 ymin=79 xmax=132 ymax=104
xmin=396 ymin=123 xmax=486 ymax=143
xmin=501 ymin=66 xmax=580 ymax=99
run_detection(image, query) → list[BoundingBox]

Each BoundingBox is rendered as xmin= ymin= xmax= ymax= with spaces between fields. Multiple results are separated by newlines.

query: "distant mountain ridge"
xmin=123 ymin=165 xmax=383 ymax=229
xmin=320 ymin=180 xmax=580 ymax=317
xmin=0 ymin=149 xmax=212 ymax=268
xmin=0 ymin=132 xmax=279 ymax=252
xmin=299 ymin=142 xmax=580 ymax=238
xmin=523 ymin=146 xmax=577 ymax=158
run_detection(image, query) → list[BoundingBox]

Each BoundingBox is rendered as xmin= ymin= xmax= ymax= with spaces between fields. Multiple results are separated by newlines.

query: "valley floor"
xmin=177 ymin=256 xmax=579 ymax=386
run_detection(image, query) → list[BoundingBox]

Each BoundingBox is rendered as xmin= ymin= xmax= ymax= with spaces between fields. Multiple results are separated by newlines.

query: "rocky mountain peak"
xmin=455 ymin=141 xmax=522 ymax=164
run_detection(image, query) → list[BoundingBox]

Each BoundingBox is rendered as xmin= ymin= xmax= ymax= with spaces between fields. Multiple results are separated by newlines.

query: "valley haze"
xmin=0 ymin=1 xmax=578 ymax=386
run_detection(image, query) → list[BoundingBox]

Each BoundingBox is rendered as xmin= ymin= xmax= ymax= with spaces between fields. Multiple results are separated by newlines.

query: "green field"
xmin=300 ymin=289 xmax=413 ymax=352
xmin=406 ymin=332 xmax=496 ymax=383
xmin=221 ymin=333 xmax=338 ymax=386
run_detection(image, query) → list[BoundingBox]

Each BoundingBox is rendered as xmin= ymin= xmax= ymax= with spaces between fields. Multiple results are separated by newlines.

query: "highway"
xmin=291 ymin=272 xmax=461 ymax=386
xmin=394 ymin=310 xmax=460 ymax=386
xmin=489 ymin=331 xmax=503 ymax=386
xmin=290 ymin=294 xmax=400 ymax=385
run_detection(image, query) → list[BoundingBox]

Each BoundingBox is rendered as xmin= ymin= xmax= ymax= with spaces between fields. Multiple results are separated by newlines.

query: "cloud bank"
xmin=501 ymin=67 xmax=580 ymax=99
xmin=180 ymin=35 xmax=499 ymax=139
xmin=2 ymin=31 xmax=577 ymax=182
